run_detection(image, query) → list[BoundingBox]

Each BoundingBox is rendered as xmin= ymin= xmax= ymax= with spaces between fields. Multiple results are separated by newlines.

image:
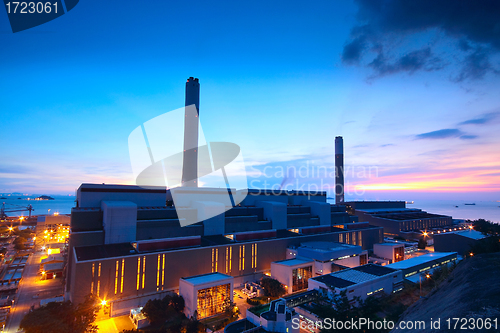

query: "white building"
xmin=246 ymin=299 xmax=299 ymax=333
xmin=308 ymin=264 xmax=403 ymax=305
xmin=286 ymin=241 xmax=368 ymax=275
xmin=179 ymin=272 xmax=234 ymax=319
xmin=373 ymin=243 xmax=405 ymax=263
xmin=271 ymin=258 xmax=313 ymax=294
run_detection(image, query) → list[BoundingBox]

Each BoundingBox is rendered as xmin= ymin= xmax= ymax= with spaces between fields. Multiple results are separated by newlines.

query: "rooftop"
xmin=311 ymin=274 xmax=356 ymax=288
xmin=79 ymin=183 xmax=166 ymax=193
xmin=272 ymin=258 xmax=313 ymax=267
xmin=358 ymin=208 xmax=421 ymax=213
xmin=386 ymin=252 xmax=457 ymax=270
xmin=353 ymin=264 xmax=398 ymax=276
xmin=311 ymin=264 xmax=397 ymax=289
xmin=75 ymin=243 xmax=137 ymax=261
xmin=299 ymin=241 xmax=359 ymax=251
xmin=181 ymin=272 xmax=233 ymax=286
xmin=435 ymin=229 xmax=486 ymax=240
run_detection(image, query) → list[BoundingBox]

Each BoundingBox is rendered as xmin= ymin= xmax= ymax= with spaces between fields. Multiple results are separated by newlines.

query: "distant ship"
xmin=464 ymin=203 xmax=476 ymax=206
xmin=406 ymin=201 xmax=414 ymax=204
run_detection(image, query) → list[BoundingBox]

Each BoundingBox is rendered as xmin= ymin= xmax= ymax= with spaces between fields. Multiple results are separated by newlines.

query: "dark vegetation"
xmin=20 ymin=294 xmax=99 ymax=333
xmin=260 ymin=277 xmax=286 ymax=298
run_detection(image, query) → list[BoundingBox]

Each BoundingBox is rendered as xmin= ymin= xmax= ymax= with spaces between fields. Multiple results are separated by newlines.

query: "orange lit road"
xmin=4 ymin=251 xmax=64 ymax=333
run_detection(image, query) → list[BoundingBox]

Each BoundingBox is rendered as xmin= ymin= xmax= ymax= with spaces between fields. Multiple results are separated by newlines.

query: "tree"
xmin=260 ymin=277 xmax=286 ymax=298
xmin=14 ymin=236 xmax=27 ymax=250
xmin=141 ymin=294 xmax=186 ymax=327
xmin=142 ymin=299 xmax=167 ymax=325
xmin=20 ymin=294 xmax=99 ymax=333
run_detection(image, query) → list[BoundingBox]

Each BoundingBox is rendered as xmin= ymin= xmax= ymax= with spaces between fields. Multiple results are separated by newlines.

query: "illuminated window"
xmin=97 ymin=262 xmax=101 ymax=297
xmin=229 ymin=247 xmax=232 ymax=273
xmin=358 ymin=231 xmax=362 ymax=247
xmin=196 ymin=283 xmax=231 ymax=319
xmin=157 ymin=254 xmax=161 ymax=288
xmin=161 ymin=254 xmax=165 ymax=289
xmin=239 ymin=245 xmax=245 ymax=271
xmin=91 ymin=263 xmax=95 ymax=294
xmin=212 ymin=248 xmax=219 ymax=273
xmin=136 ymin=257 xmax=141 ymax=290
xmin=142 ymin=256 xmax=146 ymax=289
xmin=292 ymin=266 xmax=312 ymax=292
xmin=115 ymin=260 xmax=119 ymax=294
xmin=120 ymin=259 xmax=125 ymax=293
xmin=251 ymin=243 xmax=258 ymax=269
xmin=225 ymin=247 xmax=229 ymax=273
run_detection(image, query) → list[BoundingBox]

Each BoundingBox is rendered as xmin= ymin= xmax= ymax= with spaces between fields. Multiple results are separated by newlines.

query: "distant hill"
xmin=392 ymin=252 xmax=500 ymax=333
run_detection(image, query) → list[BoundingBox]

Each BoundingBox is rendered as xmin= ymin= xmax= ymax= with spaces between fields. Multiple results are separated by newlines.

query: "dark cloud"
xmin=342 ymin=36 xmax=367 ymax=64
xmin=459 ymin=135 xmax=479 ymax=140
xmin=344 ymin=0 xmax=500 ymax=80
xmin=415 ymin=128 xmax=463 ymax=139
xmin=368 ymin=47 xmax=443 ymax=77
xmin=458 ymin=112 xmax=500 ymax=125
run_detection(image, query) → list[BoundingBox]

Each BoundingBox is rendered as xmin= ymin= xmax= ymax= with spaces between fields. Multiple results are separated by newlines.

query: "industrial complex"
xmin=23 ymin=78 xmax=476 ymax=331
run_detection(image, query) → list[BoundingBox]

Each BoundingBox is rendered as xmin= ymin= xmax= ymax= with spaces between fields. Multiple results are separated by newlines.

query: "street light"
xmin=101 ymin=299 xmax=107 ymax=306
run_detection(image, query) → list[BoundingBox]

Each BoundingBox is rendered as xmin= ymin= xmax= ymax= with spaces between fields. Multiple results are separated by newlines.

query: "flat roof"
xmin=437 ymin=229 xmax=486 ymax=240
xmin=386 ymin=252 xmax=457 ymax=270
xmin=79 ymin=183 xmax=166 ymax=192
xmin=358 ymin=208 xmax=421 ymax=213
xmin=181 ymin=272 xmax=232 ymax=285
xmin=75 ymin=243 xmax=137 ymax=261
xmin=353 ymin=264 xmax=398 ymax=276
xmin=312 ymin=274 xmax=356 ymax=288
xmin=374 ymin=243 xmax=403 ymax=247
xmin=272 ymin=258 xmax=313 ymax=267
xmin=299 ymin=241 xmax=358 ymax=251
xmin=311 ymin=264 xmax=396 ymax=289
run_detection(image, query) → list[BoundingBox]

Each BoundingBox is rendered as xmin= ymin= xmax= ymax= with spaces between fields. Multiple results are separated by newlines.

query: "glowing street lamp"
xmin=101 ymin=299 xmax=107 ymax=306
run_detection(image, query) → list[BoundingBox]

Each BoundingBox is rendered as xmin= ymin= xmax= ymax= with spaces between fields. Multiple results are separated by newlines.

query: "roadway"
xmin=4 ymin=251 xmax=64 ymax=333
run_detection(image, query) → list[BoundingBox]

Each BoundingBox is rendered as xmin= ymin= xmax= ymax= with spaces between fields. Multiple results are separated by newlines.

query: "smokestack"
xmin=335 ymin=136 xmax=344 ymax=204
xmin=182 ymin=77 xmax=200 ymax=187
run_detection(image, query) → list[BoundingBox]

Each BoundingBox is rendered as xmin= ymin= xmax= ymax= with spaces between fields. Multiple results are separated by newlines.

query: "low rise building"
xmin=246 ymin=299 xmax=299 ymax=333
xmin=373 ymin=243 xmax=405 ymax=263
xmin=308 ymin=264 xmax=403 ymax=305
xmin=179 ymin=272 xmax=234 ymax=320
xmin=271 ymin=259 xmax=313 ymax=294
xmin=386 ymin=252 xmax=457 ymax=281
xmin=286 ymin=241 xmax=368 ymax=275
xmin=433 ymin=230 xmax=486 ymax=256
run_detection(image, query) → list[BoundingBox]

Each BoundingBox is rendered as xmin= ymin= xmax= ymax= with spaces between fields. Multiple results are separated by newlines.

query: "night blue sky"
xmin=1 ymin=0 xmax=500 ymax=200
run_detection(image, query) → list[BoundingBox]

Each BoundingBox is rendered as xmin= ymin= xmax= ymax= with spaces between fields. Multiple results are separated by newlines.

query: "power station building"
xmin=344 ymin=201 xmax=453 ymax=237
xmin=65 ymin=78 xmax=391 ymax=319
xmin=66 ymin=185 xmax=384 ymax=317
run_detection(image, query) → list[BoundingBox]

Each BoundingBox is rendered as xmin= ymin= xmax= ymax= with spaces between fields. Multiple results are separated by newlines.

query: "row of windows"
xmin=212 ymin=244 xmax=259 ymax=275
xmin=338 ymin=231 xmax=363 ymax=247
xmin=91 ymin=243 xmax=264 ymax=297
xmin=400 ymin=219 xmax=450 ymax=231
